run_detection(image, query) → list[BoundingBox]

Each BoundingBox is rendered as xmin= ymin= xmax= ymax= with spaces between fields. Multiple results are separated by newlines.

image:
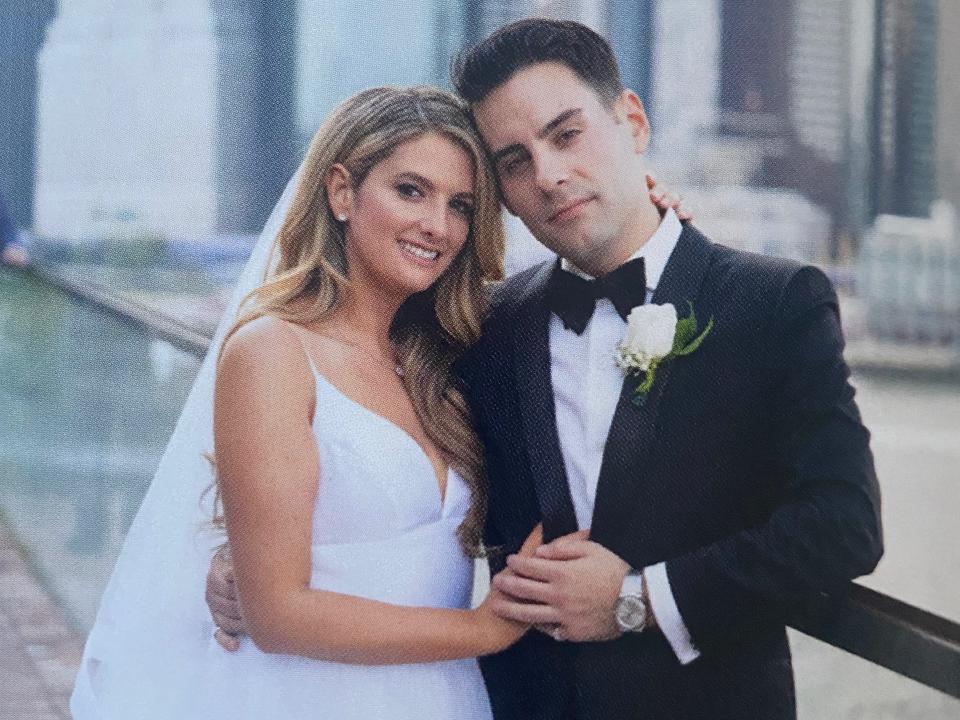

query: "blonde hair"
xmin=214 ymin=86 xmax=504 ymax=556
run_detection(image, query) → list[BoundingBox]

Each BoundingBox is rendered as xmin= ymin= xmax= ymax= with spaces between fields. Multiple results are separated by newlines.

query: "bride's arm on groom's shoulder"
xmin=213 ymin=318 xmax=530 ymax=664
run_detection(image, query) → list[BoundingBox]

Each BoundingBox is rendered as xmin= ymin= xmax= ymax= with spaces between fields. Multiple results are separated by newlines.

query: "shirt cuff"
xmin=645 ymin=562 xmax=700 ymax=665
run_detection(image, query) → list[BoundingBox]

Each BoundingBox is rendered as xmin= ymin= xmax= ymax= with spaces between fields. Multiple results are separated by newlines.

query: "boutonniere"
xmin=615 ymin=301 xmax=714 ymax=404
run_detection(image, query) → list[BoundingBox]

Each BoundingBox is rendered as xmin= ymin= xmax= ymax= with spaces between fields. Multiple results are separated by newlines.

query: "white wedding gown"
xmin=71 ymin=345 xmax=493 ymax=719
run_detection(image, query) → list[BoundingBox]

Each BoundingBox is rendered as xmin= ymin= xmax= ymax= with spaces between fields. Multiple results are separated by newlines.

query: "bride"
xmin=71 ymin=85 xmax=537 ymax=719
xmin=71 ymin=84 xmax=685 ymax=719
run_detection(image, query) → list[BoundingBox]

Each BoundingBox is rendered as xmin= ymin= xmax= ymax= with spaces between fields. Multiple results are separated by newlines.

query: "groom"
xmin=448 ymin=18 xmax=881 ymax=720
xmin=208 ymin=18 xmax=882 ymax=720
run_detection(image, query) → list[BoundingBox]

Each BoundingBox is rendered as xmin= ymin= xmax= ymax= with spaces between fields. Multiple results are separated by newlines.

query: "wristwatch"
xmin=615 ymin=570 xmax=650 ymax=633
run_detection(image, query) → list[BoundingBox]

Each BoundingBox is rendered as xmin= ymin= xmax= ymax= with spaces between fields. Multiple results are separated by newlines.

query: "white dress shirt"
xmin=549 ymin=208 xmax=700 ymax=664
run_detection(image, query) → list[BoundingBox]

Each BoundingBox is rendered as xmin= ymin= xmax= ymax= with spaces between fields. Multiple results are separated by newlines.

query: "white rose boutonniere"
xmin=616 ymin=301 xmax=715 ymax=404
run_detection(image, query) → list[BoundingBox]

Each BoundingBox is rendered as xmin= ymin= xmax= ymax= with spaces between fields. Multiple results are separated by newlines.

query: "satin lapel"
xmin=511 ymin=261 xmax=579 ymax=541
xmin=590 ymin=226 xmax=714 ymax=553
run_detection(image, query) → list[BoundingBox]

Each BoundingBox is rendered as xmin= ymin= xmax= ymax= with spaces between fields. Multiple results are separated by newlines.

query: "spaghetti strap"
xmin=277 ymin=319 xmax=322 ymax=378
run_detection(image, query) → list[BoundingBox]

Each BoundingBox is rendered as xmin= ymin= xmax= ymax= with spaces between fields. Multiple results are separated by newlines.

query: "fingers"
xmin=651 ymin=189 xmax=680 ymax=209
xmin=205 ymin=564 xmax=243 ymax=641
xmin=653 ymin=190 xmax=693 ymax=221
xmin=535 ymin=538 xmax=592 ymax=561
xmin=645 ymin=174 xmax=694 ymax=221
xmin=212 ymin=609 xmax=245 ymax=636
xmin=519 ymin=523 xmax=544 ymax=556
xmin=214 ymin=628 xmax=241 ymax=652
xmin=212 ymin=545 xmax=235 ymax=584
xmin=490 ymin=595 xmax=562 ymax=625
xmin=648 ymin=183 xmax=670 ymax=218
xmin=493 ymin=571 xmax=552 ymax=604
xmin=205 ymin=573 xmax=238 ymax=602
xmin=535 ymin=528 xmax=590 ymax=560
xmin=506 ymin=554 xmax=562 ymax=581
xmin=208 ymin=593 xmax=243 ymax=625
xmin=213 ymin=612 xmax=242 ymax=636
xmin=205 ymin=574 xmax=240 ymax=611
xmin=646 ymin=173 xmax=667 ymax=204
xmin=207 ymin=546 xmax=239 ymax=613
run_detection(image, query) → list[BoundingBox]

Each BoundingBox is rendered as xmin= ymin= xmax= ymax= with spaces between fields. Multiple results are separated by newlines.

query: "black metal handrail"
xmin=27 ymin=264 xmax=211 ymax=357
xmin=789 ymin=583 xmax=960 ymax=698
xmin=21 ymin=264 xmax=960 ymax=700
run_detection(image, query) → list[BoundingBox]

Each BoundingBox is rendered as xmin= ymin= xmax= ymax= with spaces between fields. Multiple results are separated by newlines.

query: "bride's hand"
xmin=647 ymin=173 xmax=693 ymax=221
xmin=475 ymin=524 xmax=543 ymax=653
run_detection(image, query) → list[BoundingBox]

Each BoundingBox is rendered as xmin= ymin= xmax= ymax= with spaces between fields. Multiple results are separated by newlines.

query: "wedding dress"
xmin=70 ymin=170 xmax=493 ymax=719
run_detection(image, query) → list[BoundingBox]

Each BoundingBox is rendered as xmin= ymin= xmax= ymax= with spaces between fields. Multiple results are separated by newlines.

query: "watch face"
xmin=616 ymin=595 xmax=646 ymax=632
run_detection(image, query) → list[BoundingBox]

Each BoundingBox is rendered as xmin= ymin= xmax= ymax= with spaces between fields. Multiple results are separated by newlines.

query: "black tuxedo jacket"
xmin=456 ymin=225 xmax=883 ymax=720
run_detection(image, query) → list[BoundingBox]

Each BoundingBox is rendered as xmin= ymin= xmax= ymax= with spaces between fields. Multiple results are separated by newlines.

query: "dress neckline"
xmin=309 ymin=360 xmax=452 ymax=512
xmin=281 ymin=319 xmax=452 ymax=511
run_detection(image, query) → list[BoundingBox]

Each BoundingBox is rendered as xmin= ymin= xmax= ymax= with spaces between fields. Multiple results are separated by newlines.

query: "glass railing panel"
xmin=0 ymin=266 xmax=200 ymax=630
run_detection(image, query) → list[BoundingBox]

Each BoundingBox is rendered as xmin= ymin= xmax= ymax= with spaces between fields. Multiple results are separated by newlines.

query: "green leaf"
xmin=632 ymin=360 xmax=659 ymax=404
xmin=670 ymin=302 xmax=696 ymax=354
xmin=672 ymin=317 xmax=697 ymax=354
xmin=675 ymin=315 xmax=714 ymax=356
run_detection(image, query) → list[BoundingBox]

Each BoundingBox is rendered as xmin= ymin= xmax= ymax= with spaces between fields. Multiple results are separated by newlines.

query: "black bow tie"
xmin=546 ymin=257 xmax=647 ymax=334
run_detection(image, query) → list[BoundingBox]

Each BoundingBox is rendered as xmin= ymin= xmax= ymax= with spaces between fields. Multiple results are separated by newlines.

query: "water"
xmin=1 ymin=265 xmax=958 ymax=717
xmin=0 ymin=267 xmax=200 ymax=629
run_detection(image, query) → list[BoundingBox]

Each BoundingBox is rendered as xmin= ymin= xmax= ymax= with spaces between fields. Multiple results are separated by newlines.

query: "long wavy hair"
xmin=212 ymin=86 xmax=504 ymax=556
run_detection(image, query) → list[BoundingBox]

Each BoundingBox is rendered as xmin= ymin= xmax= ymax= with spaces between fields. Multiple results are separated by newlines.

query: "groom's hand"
xmin=490 ymin=530 xmax=629 ymax=642
xmin=206 ymin=544 xmax=247 ymax=651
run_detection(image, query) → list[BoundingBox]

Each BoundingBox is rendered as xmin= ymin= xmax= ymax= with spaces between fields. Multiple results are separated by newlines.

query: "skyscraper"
xmin=790 ymin=0 xmax=852 ymax=167
xmin=607 ymin=0 xmax=656 ymax=113
xmin=871 ymin=0 xmax=939 ymax=219
xmin=33 ymin=0 xmax=299 ymax=240
xmin=936 ymin=0 xmax=959 ymax=215
xmin=463 ymin=0 xmax=605 ymax=45
xmin=241 ymin=0 xmax=299 ymax=229
xmin=646 ymin=0 xmax=720 ymax=166
xmin=718 ymin=0 xmax=792 ymax=142
xmin=295 ymin=1 xmax=470 ymax=145
xmin=0 ymin=0 xmax=57 ymax=230
xmin=773 ymin=0 xmax=856 ymax=251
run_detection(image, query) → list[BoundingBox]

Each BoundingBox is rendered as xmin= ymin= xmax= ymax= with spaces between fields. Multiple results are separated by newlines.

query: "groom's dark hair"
xmin=451 ymin=18 xmax=624 ymax=107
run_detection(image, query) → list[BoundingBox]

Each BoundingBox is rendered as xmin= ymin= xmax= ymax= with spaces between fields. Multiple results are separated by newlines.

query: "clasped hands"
xmin=206 ymin=527 xmax=632 ymax=651
xmin=491 ymin=528 xmax=630 ymax=643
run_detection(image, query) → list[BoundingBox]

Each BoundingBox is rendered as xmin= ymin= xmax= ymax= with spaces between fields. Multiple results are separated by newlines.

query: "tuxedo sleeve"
xmin=664 ymin=266 xmax=884 ymax=652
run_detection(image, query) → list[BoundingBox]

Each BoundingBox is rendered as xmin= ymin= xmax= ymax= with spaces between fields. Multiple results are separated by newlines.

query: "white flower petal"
xmin=621 ymin=303 xmax=677 ymax=361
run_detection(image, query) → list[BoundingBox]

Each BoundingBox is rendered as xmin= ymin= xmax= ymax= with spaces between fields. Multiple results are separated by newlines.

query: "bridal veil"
xmin=71 ymin=168 xmax=302 ymax=718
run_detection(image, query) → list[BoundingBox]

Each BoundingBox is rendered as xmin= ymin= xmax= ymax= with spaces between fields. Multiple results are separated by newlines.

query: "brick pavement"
xmin=0 ymin=521 xmax=83 ymax=720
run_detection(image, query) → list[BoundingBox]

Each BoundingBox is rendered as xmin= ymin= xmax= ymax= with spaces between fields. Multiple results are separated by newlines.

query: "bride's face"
xmin=339 ymin=132 xmax=477 ymax=299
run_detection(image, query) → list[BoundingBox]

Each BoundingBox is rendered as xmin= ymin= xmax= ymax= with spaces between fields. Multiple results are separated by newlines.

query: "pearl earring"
xmin=337 ymin=213 xmax=348 ymax=222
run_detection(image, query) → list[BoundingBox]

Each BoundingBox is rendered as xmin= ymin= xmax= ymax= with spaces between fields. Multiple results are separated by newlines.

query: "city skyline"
xmin=0 ymin=1 xmax=955 ymax=265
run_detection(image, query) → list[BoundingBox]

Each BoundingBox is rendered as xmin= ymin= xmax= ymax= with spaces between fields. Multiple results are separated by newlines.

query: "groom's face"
xmin=472 ymin=61 xmax=651 ymax=274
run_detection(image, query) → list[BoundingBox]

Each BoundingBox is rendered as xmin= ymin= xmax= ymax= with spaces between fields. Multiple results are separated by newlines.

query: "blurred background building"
xmin=0 ymin=0 xmax=57 ymax=231
xmin=2 ymin=4 xmax=960 ymax=718
xmin=1 ymin=0 xmax=957 ymax=348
